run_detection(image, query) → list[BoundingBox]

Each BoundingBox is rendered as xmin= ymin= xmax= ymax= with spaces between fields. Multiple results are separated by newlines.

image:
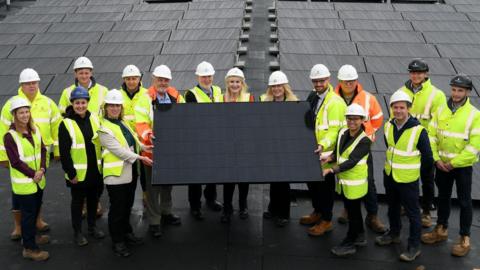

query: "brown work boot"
xmin=421 ymin=211 xmax=432 ymax=228
xmin=299 ymin=212 xmax=321 ymax=225
xmin=365 ymin=214 xmax=387 ymax=234
xmin=421 ymin=225 xmax=448 ymax=244
xmin=36 ymin=235 xmax=50 ymax=245
xmin=308 ymin=221 xmax=333 ymax=236
xmin=11 ymin=211 xmax=21 ymax=241
xmin=452 ymin=236 xmax=470 ymax=257
xmin=337 ymin=208 xmax=348 ymax=224
xmin=22 ymin=248 xmax=49 ymax=261
xmin=96 ymin=202 xmax=103 ymax=218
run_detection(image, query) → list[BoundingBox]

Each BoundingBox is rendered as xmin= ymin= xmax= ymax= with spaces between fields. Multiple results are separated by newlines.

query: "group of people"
xmin=2 ymin=56 xmax=477 ymax=264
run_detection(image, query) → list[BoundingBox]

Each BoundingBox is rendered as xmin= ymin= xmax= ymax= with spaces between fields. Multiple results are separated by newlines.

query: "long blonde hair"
xmin=262 ymin=83 xmax=298 ymax=101
xmin=224 ymin=76 xmax=249 ymax=102
xmin=103 ymin=104 xmax=124 ymax=120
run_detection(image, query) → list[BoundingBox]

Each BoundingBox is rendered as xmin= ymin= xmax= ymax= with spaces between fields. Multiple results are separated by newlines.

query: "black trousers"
xmin=420 ymin=166 xmax=435 ymax=212
xmin=223 ymin=183 xmax=249 ymax=213
xmin=188 ymin=184 xmax=217 ymax=210
xmin=70 ymin=184 xmax=100 ymax=232
xmin=14 ymin=189 xmax=43 ymax=250
xmin=435 ymin=167 xmax=473 ymax=236
xmin=106 ymin=176 xmax=137 ymax=244
xmin=310 ymin=173 xmax=336 ymax=221
xmin=384 ymin=172 xmax=421 ymax=248
xmin=268 ymin=182 xmax=290 ymax=219
xmin=343 ymin=195 xmax=364 ymax=241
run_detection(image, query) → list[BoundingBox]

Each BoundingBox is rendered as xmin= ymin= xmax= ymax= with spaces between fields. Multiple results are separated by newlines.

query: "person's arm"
xmin=369 ymin=94 xmax=384 ymax=135
xmin=0 ymin=101 xmax=13 ymax=162
xmin=40 ymin=138 xmax=47 ymax=172
xmin=417 ymin=128 xmax=434 ymax=181
xmin=50 ymin=99 xmax=62 ymax=158
xmin=184 ymin=91 xmax=197 ymax=103
xmin=134 ymin=97 xmax=153 ymax=144
xmin=4 ymin=133 xmax=36 ymax=178
xmin=427 ymin=110 xmax=441 ymax=162
xmin=450 ymin=114 xmax=480 ymax=168
xmin=332 ymin=136 xmax=371 ymax=173
xmin=98 ymin=131 xmax=140 ymax=164
xmin=58 ymin=122 xmax=76 ymax=180
xmin=318 ymin=100 xmax=346 ymax=151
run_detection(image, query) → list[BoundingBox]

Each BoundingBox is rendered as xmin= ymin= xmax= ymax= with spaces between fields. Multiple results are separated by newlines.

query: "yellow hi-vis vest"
xmin=221 ymin=92 xmax=252 ymax=102
xmin=187 ymin=85 xmax=223 ymax=103
xmin=99 ymin=119 xmax=140 ymax=178
xmin=121 ymin=86 xmax=148 ymax=131
xmin=335 ymin=128 xmax=369 ymax=200
xmin=428 ymin=99 xmax=480 ymax=168
xmin=8 ymin=129 xmax=46 ymax=195
xmin=58 ymin=83 xmax=109 ymax=116
xmin=62 ymin=114 xmax=102 ymax=181
xmin=384 ymin=121 xmax=423 ymax=183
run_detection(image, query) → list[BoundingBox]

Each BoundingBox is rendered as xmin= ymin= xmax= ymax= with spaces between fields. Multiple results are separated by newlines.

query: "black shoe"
xmin=161 ymin=214 xmax=181 ymax=226
xmin=113 ymin=242 xmax=131 ymax=257
xmin=74 ymin=232 xmax=88 ymax=246
xmin=331 ymin=239 xmax=357 ymax=257
xmin=353 ymin=233 xmax=367 ymax=247
xmin=375 ymin=231 xmax=401 ymax=246
xmin=220 ymin=213 xmax=231 ymax=224
xmin=263 ymin=211 xmax=274 ymax=220
xmin=275 ymin=218 xmax=289 ymax=227
xmin=191 ymin=209 xmax=204 ymax=220
xmin=125 ymin=233 xmax=144 ymax=246
xmin=206 ymin=200 xmax=223 ymax=212
xmin=239 ymin=209 xmax=249 ymax=220
xmin=88 ymin=227 xmax=105 ymax=240
xmin=149 ymin=225 xmax=162 ymax=238
xmin=399 ymin=246 xmax=421 ymax=262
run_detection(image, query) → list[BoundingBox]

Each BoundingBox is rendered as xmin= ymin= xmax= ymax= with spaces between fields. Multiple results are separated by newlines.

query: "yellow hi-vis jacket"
xmin=58 ymin=82 xmax=108 ymax=116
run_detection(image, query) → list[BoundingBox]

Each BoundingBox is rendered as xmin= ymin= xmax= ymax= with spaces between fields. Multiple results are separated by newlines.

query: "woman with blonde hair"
xmin=261 ymin=71 xmax=298 ymax=227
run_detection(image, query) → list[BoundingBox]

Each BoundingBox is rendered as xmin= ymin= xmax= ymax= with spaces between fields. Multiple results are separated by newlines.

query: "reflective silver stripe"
xmin=317 ymin=125 xmax=328 ymax=130
xmin=471 ymin=128 xmax=480 ymax=135
xmin=11 ymin=177 xmax=34 ymax=184
xmin=338 ymin=179 xmax=367 ymax=186
xmin=328 ymin=120 xmax=342 ymax=126
xmin=71 ymin=144 xmax=85 ymax=149
xmin=465 ymin=145 xmax=479 ymax=155
xmin=124 ymin=115 xmax=135 ymax=121
xmin=1 ymin=115 xmax=11 ymax=126
xmin=33 ymin=118 xmax=50 ymax=123
xmin=135 ymin=107 xmax=149 ymax=115
xmin=74 ymin=164 xmax=88 ymax=170
xmin=65 ymin=119 xmax=77 ymax=146
xmin=364 ymin=94 xmax=371 ymax=121
xmin=0 ymin=145 xmax=5 ymax=151
xmin=9 ymin=131 xmax=25 ymax=160
xmin=439 ymin=151 xmax=457 ymax=159
xmin=103 ymin=161 xmax=124 ymax=168
xmin=423 ymin=88 xmax=437 ymax=119
xmin=371 ymin=111 xmax=383 ymax=120
xmin=387 ymin=147 xmax=420 ymax=157
xmin=141 ymin=130 xmax=150 ymax=140
xmin=407 ymin=126 xmax=421 ymax=152
xmin=439 ymin=130 xmax=467 ymax=140
xmin=391 ymin=163 xmax=420 ymax=169
xmin=22 ymin=153 xmax=41 ymax=162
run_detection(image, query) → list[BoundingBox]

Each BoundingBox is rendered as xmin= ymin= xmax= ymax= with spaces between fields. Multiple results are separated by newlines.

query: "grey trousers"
xmin=144 ymin=165 xmax=173 ymax=225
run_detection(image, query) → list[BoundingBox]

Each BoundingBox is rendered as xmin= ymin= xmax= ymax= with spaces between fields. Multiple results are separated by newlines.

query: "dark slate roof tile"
xmin=334 ymin=3 xmax=393 ymax=11
xmin=177 ymin=19 xmax=242 ymax=29
xmin=86 ymin=0 xmax=140 ymax=5
xmin=85 ymin=42 xmax=163 ymax=56
xmin=275 ymin=2 xmax=333 ymax=10
xmin=357 ymin=42 xmax=439 ymax=57
xmin=423 ymin=31 xmax=480 ymax=44
xmin=0 ymin=23 xmax=51 ymax=34
xmin=162 ymin=40 xmax=238 ymax=54
xmin=112 ymin=20 xmax=178 ymax=31
xmin=350 ymin=30 xmax=425 ymax=43
xmin=277 ymin=18 xmax=343 ymax=29
xmin=466 ymin=12 xmax=480 ymax=22
xmin=151 ymin=53 xmax=235 ymax=72
xmin=343 ymin=20 xmax=412 ymax=31
xmin=62 ymin=12 xmax=125 ymax=22
xmin=8 ymin=44 xmax=88 ymax=59
xmin=393 ymin=3 xmax=455 ymax=12
xmin=170 ymin=29 xmax=239 ymax=41
xmin=133 ymin=3 xmax=188 ymax=11
xmin=276 ymin=9 xmax=338 ymax=19
xmin=123 ymin=11 xmax=184 ymax=21
xmin=32 ymin=0 xmax=88 ymax=6
xmin=0 ymin=33 xmax=33 ymax=45
xmin=44 ymin=73 xmax=74 ymax=94
xmin=451 ymin=59 xmax=480 ymax=76
xmin=437 ymin=44 xmax=480 ymax=58
xmin=0 ymin=45 xmax=15 ymax=58
xmin=75 ymin=4 xmax=133 ymax=13
xmin=365 ymin=57 xmax=455 ymax=75
xmin=71 ymin=55 xmax=153 ymax=74
xmin=401 ymin=11 xmax=468 ymax=21
xmin=17 ymin=6 xmax=78 ymax=15
xmin=373 ymin=74 xmax=455 ymax=95
xmin=30 ymin=32 xmax=102 ymax=44
xmin=188 ymin=1 xmax=244 ymax=10
xmin=285 ymin=70 xmax=376 ymax=93
xmin=279 ymin=53 xmax=366 ymax=72
xmin=0 ymin=58 xmax=73 ymax=75
xmin=339 ymin=11 xmax=402 ymax=20
xmin=454 ymin=4 xmax=480 ymax=13
xmin=1 ymin=14 xmax=65 ymax=24
xmin=0 ymin=75 xmax=54 ymax=96
xmin=279 ymin=40 xmax=357 ymax=55
xmin=278 ymin=28 xmax=349 ymax=41
xmin=100 ymin=30 xmax=170 ymax=43
xmin=183 ymin=9 xmax=245 ymax=19
xmin=445 ymin=0 xmax=478 ymax=4
xmin=48 ymin=22 xmax=114 ymax=33
xmin=411 ymin=21 xmax=478 ymax=32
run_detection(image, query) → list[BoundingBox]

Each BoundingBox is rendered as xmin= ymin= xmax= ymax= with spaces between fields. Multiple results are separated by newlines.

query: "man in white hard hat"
xmin=134 ymin=65 xmax=184 ymax=237
xmin=300 ymin=64 xmax=347 ymax=237
xmin=120 ymin=65 xmax=148 ymax=131
xmin=334 ymin=64 xmax=386 ymax=234
xmin=184 ymin=61 xmax=223 ymax=220
xmin=0 ymin=68 xmax=62 ymax=241
xmin=58 ymin=56 xmax=109 ymax=116
xmin=375 ymin=90 xmax=433 ymax=262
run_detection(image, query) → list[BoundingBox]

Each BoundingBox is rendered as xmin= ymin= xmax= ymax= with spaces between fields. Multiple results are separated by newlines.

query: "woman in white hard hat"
xmin=220 ymin=68 xmax=254 ymax=223
xmin=58 ymin=86 xmax=105 ymax=247
xmin=4 ymin=97 xmax=49 ymax=261
xmin=261 ymin=71 xmax=298 ymax=227
xmin=98 ymin=89 xmax=153 ymax=257
xmin=322 ymin=104 xmax=371 ymax=257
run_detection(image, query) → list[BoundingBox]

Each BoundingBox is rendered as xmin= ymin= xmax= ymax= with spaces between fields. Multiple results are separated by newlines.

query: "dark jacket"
xmin=332 ymin=127 xmax=371 ymax=174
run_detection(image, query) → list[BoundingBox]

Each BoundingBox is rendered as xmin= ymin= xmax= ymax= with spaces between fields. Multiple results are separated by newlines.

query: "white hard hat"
xmin=345 ymin=103 xmax=366 ymax=118
xmin=225 ymin=67 xmax=245 ymax=79
xmin=19 ymin=68 xmax=40 ymax=83
xmin=195 ymin=61 xmax=215 ymax=76
xmin=310 ymin=64 xmax=331 ymax=80
xmin=73 ymin=56 xmax=93 ymax=70
xmin=122 ymin=65 xmax=141 ymax=78
xmin=389 ymin=90 xmax=412 ymax=106
xmin=268 ymin=71 xmax=289 ymax=86
xmin=104 ymin=89 xmax=124 ymax=105
xmin=152 ymin=65 xmax=172 ymax=80
xmin=337 ymin=64 xmax=358 ymax=81
xmin=10 ymin=97 xmax=30 ymax=113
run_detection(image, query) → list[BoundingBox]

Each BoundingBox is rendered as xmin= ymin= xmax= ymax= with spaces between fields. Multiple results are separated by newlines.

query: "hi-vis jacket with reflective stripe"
xmin=8 ymin=129 xmax=46 ymax=195
xmin=399 ymin=78 xmax=447 ymax=129
xmin=384 ymin=121 xmax=424 ymax=183
xmin=0 ymin=89 xmax=61 ymax=162
xmin=428 ymin=98 xmax=480 ymax=168
xmin=58 ymin=83 xmax=108 ymax=116
xmin=99 ymin=118 xmax=140 ymax=178
xmin=221 ymin=92 xmax=253 ymax=102
xmin=186 ymin=85 xmax=223 ymax=103
xmin=62 ymin=114 xmax=102 ymax=181
xmin=121 ymin=85 xmax=149 ymax=131
xmin=315 ymin=85 xmax=347 ymax=169
xmin=335 ymin=128 xmax=368 ymax=200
